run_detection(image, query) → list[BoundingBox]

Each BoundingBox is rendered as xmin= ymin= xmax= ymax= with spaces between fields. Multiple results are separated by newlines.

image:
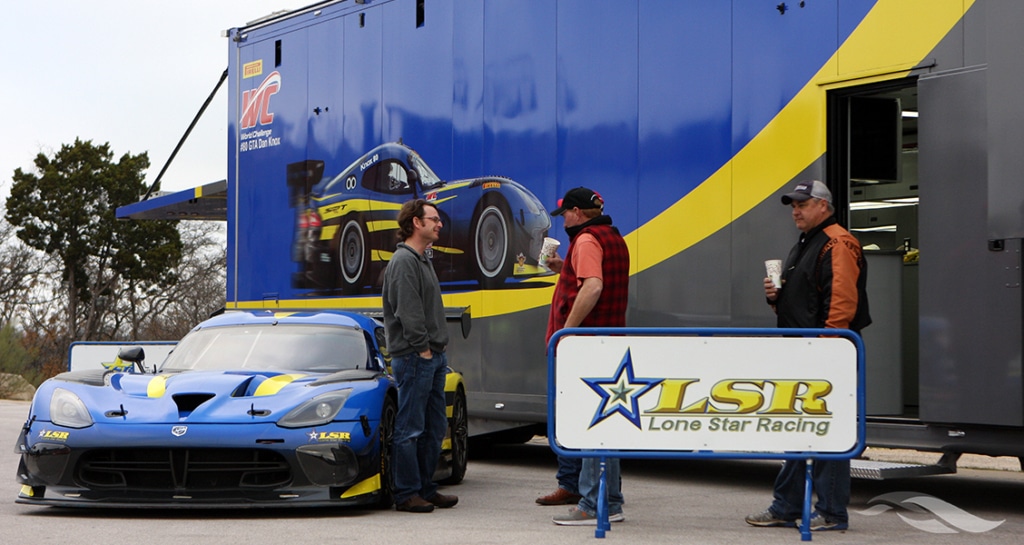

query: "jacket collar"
xmin=799 ymin=216 xmax=837 ymax=245
xmin=566 ymin=214 xmax=613 ymax=240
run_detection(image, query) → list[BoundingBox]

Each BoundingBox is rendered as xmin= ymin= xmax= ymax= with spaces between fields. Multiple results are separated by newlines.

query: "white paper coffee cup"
xmin=539 ymin=237 xmax=560 ymax=267
xmin=765 ymin=259 xmax=783 ymax=289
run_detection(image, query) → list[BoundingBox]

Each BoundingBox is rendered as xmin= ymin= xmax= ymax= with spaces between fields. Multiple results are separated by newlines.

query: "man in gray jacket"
xmin=382 ymin=199 xmax=457 ymax=513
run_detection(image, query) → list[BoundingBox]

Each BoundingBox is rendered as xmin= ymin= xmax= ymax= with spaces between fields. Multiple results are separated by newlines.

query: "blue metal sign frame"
xmin=546 ymin=327 xmax=866 ymax=540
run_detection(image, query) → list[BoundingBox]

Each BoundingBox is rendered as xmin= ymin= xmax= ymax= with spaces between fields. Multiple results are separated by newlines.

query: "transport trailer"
xmin=119 ymin=0 xmax=1024 ymax=476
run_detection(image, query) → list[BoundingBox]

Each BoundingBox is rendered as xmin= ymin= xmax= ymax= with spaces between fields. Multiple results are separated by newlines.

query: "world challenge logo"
xmin=240 ymin=71 xmax=281 ymax=129
xmin=582 ymin=348 xmax=835 ymax=437
xmin=239 ymin=71 xmax=283 ymax=153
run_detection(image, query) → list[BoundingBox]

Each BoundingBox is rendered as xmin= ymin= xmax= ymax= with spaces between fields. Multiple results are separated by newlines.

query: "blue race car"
xmin=290 ymin=141 xmax=551 ymax=293
xmin=15 ymin=310 xmax=468 ymax=508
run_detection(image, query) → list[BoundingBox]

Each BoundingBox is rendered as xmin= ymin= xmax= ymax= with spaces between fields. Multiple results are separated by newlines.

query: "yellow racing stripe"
xmin=367 ymin=220 xmax=398 ymax=233
xmin=253 ymin=374 xmax=306 ymax=396
xmin=147 ymin=375 xmax=167 ymax=398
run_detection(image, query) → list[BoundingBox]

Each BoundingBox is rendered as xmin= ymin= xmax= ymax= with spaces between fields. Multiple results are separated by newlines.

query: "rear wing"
xmin=68 ymin=341 xmax=177 ymax=372
xmin=347 ymin=306 xmax=472 ymax=339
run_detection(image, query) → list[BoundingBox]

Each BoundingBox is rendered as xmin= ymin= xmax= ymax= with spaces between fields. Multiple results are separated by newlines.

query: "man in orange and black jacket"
xmin=746 ymin=179 xmax=870 ymax=532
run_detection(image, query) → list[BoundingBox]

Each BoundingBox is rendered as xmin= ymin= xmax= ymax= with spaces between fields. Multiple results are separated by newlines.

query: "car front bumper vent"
xmin=76 ymin=448 xmax=291 ymax=490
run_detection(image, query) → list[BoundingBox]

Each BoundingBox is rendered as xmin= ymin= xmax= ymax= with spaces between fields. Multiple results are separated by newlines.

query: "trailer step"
xmin=851 ymin=459 xmax=956 ymax=480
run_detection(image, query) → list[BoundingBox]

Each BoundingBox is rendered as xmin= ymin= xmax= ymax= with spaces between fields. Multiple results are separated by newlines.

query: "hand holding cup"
xmin=539 ymin=237 xmax=561 ymax=269
xmin=765 ymin=259 xmax=783 ymax=289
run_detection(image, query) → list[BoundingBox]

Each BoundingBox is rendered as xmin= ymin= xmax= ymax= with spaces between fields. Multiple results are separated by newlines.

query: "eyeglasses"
xmin=422 ymin=215 xmax=442 ymax=223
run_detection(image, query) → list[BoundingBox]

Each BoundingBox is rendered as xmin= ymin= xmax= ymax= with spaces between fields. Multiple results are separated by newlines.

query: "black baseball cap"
xmin=551 ymin=187 xmax=604 ymax=216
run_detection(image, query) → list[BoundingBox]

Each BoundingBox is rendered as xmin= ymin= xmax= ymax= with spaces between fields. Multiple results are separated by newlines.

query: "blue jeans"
xmin=769 ymin=459 xmax=850 ymax=523
xmin=392 ymin=352 xmax=448 ymax=505
xmin=556 ymin=455 xmax=582 ymax=494
xmin=576 ymin=457 xmax=623 ymax=516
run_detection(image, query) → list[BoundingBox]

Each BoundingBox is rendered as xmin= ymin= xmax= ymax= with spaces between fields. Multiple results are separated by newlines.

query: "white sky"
xmin=0 ymin=1 xmax=305 ymax=204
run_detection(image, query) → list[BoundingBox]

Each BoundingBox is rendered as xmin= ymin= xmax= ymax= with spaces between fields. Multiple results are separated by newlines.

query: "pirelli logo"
xmin=243 ymin=60 xmax=264 ymax=79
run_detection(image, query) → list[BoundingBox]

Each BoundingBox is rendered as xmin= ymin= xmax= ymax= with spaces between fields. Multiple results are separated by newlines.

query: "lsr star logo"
xmin=581 ymin=349 xmax=835 ymax=434
xmin=582 ymin=349 xmax=660 ymax=428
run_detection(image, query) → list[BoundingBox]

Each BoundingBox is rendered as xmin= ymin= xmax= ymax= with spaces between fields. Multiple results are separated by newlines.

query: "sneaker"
xmin=745 ymin=508 xmax=796 ymax=528
xmin=552 ymin=507 xmax=625 ymax=526
xmin=395 ymin=496 xmax=435 ymax=513
xmin=426 ymin=492 xmax=458 ymax=509
xmin=536 ymin=488 xmax=583 ymax=505
xmin=807 ymin=512 xmax=848 ymax=531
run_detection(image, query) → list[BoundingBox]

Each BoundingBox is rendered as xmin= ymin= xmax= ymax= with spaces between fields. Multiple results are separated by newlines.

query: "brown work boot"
xmin=536 ymin=488 xmax=582 ymax=506
xmin=395 ymin=495 xmax=435 ymax=513
xmin=427 ymin=492 xmax=459 ymax=508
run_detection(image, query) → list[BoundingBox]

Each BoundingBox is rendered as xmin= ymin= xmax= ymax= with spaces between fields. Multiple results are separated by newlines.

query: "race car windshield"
xmin=160 ymin=325 xmax=369 ymax=372
xmin=409 ymin=152 xmax=443 ymax=189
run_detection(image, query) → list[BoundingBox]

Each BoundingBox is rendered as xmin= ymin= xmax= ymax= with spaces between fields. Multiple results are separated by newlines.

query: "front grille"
xmin=76 ymin=449 xmax=291 ymax=490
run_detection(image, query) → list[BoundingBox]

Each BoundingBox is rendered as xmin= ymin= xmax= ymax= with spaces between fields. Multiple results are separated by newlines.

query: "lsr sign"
xmin=644 ymin=378 xmax=834 ymax=438
xmin=647 ymin=378 xmax=833 ymax=415
xmin=551 ymin=333 xmax=860 ymax=455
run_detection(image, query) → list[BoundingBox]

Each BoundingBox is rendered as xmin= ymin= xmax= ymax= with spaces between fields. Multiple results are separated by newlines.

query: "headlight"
xmin=50 ymin=388 xmax=94 ymax=429
xmin=277 ymin=389 xmax=352 ymax=429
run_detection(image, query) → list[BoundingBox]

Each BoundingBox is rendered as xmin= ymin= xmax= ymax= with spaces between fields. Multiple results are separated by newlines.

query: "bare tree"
xmin=0 ymin=219 xmax=48 ymax=325
xmin=112 ymin=221 xmax=226 ymax=341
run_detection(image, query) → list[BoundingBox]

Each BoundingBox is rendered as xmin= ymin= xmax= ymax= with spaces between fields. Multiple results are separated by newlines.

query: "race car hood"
xmin=40 ymin=369 xmax=384 ymax=425
xmin=115 ymin=370 xmax=307 ymax=399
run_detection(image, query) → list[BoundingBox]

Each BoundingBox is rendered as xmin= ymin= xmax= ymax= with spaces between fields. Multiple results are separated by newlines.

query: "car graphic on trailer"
xmin=290 ymin=141 xmax=551 ymax=293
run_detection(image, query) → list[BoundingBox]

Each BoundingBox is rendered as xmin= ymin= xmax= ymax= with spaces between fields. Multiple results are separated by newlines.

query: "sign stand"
xmin=593 ymin=456 xmax=818 ymax=540
xmin=801 ymin=459 xmax=813 ymax=541
xmin=549 ymin=327 xmax=865 ymax=542
xmin=596 ymin=457 xmax=609 ymax=537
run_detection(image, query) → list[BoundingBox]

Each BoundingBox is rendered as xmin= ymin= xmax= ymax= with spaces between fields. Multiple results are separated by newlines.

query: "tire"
xmin=374 ymin=395 xmax=397 ymax=509
xmin=440 ymin=388 xmax=468 ymax=485
xmin=473 ymin=202 xmax=512 ymax=288
xmin=336 ymin=218 xmax=367 ymax=289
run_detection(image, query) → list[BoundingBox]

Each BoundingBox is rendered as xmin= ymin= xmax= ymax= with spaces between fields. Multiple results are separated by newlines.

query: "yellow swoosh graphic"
xmin=635 ymin=0 xmax=970 ymax=272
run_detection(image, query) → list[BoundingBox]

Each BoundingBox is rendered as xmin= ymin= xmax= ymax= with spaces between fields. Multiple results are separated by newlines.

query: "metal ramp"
xmin=851 ymin=453 xmax=959 ymax=480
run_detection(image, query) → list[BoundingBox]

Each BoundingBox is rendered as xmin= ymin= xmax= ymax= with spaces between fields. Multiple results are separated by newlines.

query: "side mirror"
xmin=117 ymin=346 xmax=149 ymax=374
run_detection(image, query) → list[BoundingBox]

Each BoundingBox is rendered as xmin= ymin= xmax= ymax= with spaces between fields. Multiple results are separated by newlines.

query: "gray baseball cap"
xmin=781 ymin=180 xmax=832 ymax=205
